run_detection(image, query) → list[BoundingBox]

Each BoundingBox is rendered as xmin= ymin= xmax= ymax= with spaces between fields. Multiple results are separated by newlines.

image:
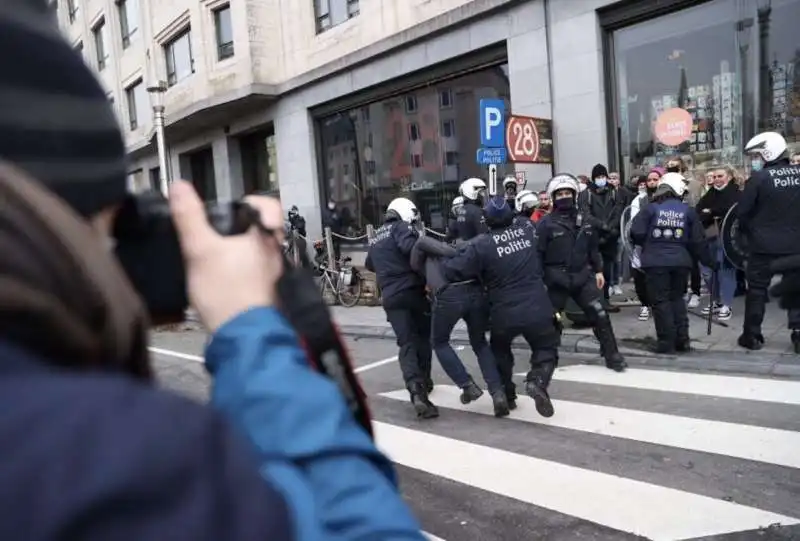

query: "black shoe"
xmin=738 ymin=333 xmax=764 ymax=351
xmin=605 ymin=353 xmax=627 ymax=372
xmin=459 ymin=379 xmax=484 ymax=404
xmin=675 ymin=338 xmax=692 ymax=353
xmin=653 ymin=342 xmax=676 ymax=354
xmin=408 ymin=383 xmax=439 ymax=419
xmin=792 ymin=331 xmax=800 ymax=354
xmin=491 ymin=391 xmax=510 ymax=418
xmin=525 ymin=380 xmax=554 ymax=418
xmin=425 ymin=378 xmax=435 ymax=394
xmin=505 ymin=385 xmax=518 ymax=410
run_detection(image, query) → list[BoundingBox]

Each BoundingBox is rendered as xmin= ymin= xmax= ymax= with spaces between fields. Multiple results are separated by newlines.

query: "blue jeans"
xmin=700 ymin=239 xmax=736 ymax=307
xmin=431 ymin=283 xmax=502 ymax=394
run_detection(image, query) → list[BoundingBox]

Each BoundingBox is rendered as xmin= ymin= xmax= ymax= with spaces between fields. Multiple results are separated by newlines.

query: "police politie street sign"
xmin=477 ymin=99 xmax=506 ymax=165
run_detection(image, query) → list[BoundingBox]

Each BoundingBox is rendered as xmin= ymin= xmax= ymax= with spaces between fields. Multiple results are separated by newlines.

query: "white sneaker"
xmin=612 ymin=285 xmax=624 ymax=296
xmin=638 ymin=306 xmax=650 ymax=321
xmin=717 ymin=305 xmax=732 ymax=320
xmin=687 ymin=294 xmax=701 ymax=309
xmin=701 ymin=302 xmax=720 ymax=315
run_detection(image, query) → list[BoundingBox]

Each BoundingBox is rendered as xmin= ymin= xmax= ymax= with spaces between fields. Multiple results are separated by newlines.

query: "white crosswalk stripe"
xmin=372 ymin=365 xmax=800 ymax=541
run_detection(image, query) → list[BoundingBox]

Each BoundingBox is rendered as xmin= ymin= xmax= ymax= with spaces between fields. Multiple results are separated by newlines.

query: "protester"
xmin=0 ymin=5 xmax=427 ymax=539
xmin=532 ymin=190 xmax=551 ymax=222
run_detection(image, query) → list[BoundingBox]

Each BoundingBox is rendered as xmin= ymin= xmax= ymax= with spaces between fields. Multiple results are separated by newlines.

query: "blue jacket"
xmin=630 ymin=197 xmax=709 ymax=269
xmin=441 ymin=225 xmax=553 ymax=329
xmin=0 ymin=309 xmax=425 ymax=541
xmin=365 ymin=218 xmax=425 ymax=303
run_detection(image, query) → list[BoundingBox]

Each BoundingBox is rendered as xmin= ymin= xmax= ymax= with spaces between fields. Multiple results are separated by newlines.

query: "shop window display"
xmin=612 ymin=0 xmax=800 ymax=179
xmin=316 ymin=64 xmax=512 ymax=234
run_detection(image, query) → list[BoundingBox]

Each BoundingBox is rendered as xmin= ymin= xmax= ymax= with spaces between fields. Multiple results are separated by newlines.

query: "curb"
xmin=338 ymin=325 xmax=800 ymax=379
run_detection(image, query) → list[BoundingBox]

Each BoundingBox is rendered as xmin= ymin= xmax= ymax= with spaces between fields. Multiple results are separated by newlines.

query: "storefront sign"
xmin=505 ymin=115 xmax=553 ymax=164
xmin=654 ymin=108 xmax=693 ymax=146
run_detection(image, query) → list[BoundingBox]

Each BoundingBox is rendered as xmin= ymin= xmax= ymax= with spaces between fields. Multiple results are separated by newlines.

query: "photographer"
xmin=0 ymin=5 xmax=425 ymax=540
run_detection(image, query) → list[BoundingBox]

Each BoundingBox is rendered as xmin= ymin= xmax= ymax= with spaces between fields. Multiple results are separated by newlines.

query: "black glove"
xmin=769 ymin=255 xmax=800 ymax=310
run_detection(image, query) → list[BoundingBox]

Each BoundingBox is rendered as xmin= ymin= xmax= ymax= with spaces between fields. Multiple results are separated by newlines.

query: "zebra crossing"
xmin=370 ymin=365 xmax=800 ymax=541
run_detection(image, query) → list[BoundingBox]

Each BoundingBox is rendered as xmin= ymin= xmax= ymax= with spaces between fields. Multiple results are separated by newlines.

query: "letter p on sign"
xmin=480 ymin=99 xmax=505 ymax=148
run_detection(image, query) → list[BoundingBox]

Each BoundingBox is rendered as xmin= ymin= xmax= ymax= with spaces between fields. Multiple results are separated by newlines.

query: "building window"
xmin=124 ymin=78 xmax=149 ymax=131
xmin=214 ymin=5 xmax=234 ymax=60
xmin=149 ymin=167 xmax=160 ymax=189
xmin=441 ymin=119 xmax=455 ymax=138
xmin=314 ymin=0 xmax=359 ymax=34
xmin=439 ymin=88 xmax=453 ymax=108
xmin=66 ymin=0 xmax=78 ymax=23
xmin=118 ymin=0 xmax=139 ymax=48
xmin=609 ymin=0 xmax=800 ymax=180
xmin=316 ymin=63 xmax=513 ymax=234
xmin=164 ymin=29 xmax=195 ymax=86
xmin=92 ymin=17 xmax=108 ymax=71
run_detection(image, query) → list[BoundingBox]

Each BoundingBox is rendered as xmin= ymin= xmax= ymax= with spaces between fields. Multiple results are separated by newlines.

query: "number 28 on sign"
xmin=506 ymin=116 xmax=540 ymax=163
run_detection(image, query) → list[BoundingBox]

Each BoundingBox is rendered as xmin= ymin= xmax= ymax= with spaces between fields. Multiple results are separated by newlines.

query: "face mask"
xmin=553 ymin=197 xmax=574 ymax=211
xmin=666 ymin=165 xmax=681 ymax=173
xmin=751 ymin=159 xmax=763 ymax=172
xmin=594 ymin=178 xmax=607 ymax=188
xmin=638 ymin=186 xmax=647 ymax=194
xmin=646 ymin=186 xmax=658 ymax=195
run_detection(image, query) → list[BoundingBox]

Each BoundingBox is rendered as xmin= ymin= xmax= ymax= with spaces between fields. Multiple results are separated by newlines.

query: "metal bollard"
xmin=324 ymin=226 xmax=335 ymax=269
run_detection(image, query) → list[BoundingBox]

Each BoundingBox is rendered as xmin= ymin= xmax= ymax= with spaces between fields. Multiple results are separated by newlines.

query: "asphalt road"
xmin=150 ymin=329 xmax=800 ymax=541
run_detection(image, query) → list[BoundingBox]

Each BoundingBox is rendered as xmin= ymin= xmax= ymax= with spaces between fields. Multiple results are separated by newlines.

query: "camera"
xmin=112 ymin=190 xmax=257 ymax=323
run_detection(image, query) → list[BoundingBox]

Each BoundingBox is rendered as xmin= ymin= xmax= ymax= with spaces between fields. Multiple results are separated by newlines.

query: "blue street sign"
xmin=476 ymin=147 xmax=507 ymax=165
xmin=479 ymin=99 xmax=506 ymax=148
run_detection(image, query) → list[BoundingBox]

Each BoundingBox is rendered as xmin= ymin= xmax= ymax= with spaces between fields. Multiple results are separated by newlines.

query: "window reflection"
xmin=612 ymin=0 xmax=800 ymax=179
xmin=317 ymin=64 xmax=513 ymax=234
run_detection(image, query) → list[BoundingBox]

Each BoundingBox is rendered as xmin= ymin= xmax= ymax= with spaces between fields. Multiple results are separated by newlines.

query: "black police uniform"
xmin=410 ymin=237 xmax=508 ymax=416
xmin=737 ymin=159 xmax=800 ymax=350
xmin=365 ymin=213 xmax=436 ymax=418
xmin=630 ymin=193 xmax=713 ymax=353
xmin=442 ymin=197 xmax=560 ymax=418
xmin=537 ymin=202 xmax=627 ymax=371
xmin=448 ymin=200 xmax=487 ymax=242
xmin=512 ymin=213 xmax=534 ymax=228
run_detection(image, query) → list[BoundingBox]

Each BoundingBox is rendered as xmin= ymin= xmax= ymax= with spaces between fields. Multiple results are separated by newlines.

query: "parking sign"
xmin=479 ymin=99 xmax=505 ymax=148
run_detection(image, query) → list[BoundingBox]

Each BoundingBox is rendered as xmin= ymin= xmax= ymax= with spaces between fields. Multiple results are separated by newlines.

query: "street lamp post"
xmin=756 ymin=0 xmax=772 ymax=131
xmin=147 ymin=81 xmax=170 ymax=197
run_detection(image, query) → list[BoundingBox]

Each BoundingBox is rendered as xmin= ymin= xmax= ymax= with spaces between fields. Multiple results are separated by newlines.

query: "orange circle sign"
xmin=653 ymin=108 xmax=693 ymax=146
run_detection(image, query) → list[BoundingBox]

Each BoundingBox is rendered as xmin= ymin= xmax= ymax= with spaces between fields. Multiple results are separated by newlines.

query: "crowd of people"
xmin=366 ymin=130 xmax=800 ymax=417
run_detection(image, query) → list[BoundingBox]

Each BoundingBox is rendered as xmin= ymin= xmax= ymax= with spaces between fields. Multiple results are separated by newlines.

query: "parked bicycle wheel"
xmin=336 ymin=266 xmax=362 ymax=307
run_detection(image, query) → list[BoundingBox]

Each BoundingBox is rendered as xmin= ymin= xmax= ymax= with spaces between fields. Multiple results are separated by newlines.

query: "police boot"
xmin=407 ymin=382 xmax=439 ymax=419
xmin=672 ymin=298 xmax=691 ymax=352
xmin=595 ymin=317 xmax=627 ymax=372
xmin=525 ymin=362 xmax=556 ymax=418
xmin=792 ymin=331 xmax=800 ymax=354
xmin=425 ymin=378 xmax=435 ymax=394
xmin=737 ymin=333 xmax=764 ymax=351
xmin=459 ymin=377 xmax=484 ymax=404
xmin=490 ymin=390 xmax=510 ymax=418
xmin=505 ymin=383 xmax=518 ymax=410
xmin=651 ymin=302 xmax=677 ymax=354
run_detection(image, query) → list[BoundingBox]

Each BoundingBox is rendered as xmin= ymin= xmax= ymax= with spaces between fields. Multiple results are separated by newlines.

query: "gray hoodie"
xmin=409 ymin=236 xmax=458 ymax=292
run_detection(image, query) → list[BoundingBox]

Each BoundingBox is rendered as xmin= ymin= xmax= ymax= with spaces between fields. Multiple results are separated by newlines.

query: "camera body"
xmin=113 ymin=190 xmax=256 ymax=323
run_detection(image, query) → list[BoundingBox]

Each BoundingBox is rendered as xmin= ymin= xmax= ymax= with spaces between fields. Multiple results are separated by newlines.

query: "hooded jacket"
xmin=410 ymin=236 xmax=458 ymax=292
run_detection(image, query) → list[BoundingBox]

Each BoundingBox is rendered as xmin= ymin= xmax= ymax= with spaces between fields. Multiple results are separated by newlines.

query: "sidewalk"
xmin=331 ymin=288 xmax=800 ymax=378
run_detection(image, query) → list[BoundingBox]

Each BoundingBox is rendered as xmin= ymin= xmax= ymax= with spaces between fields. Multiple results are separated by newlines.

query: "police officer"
xmin=442 ymin=196 xmax=560 ymax=418
xmin=410 ymin=236 xmax=509 ymax=417
xmin=630 ymin=173 xmax=715 ymax=354
xmin=449 ymin=177 xmax=488 ymax=241
xmin=365 ymin=198 xmax=437 ymax=418
xmin=537 ymin=174 xmax=627 ymax=372
xmin=737 ymin=131 xmax=800 ymax=351
xmin=513 ymin=190 xmax=538 ymax=228
xmin=503 ymin=176 xmax=518 ymax=209
xmin=445 ymin=196 xmax=464 ymax=242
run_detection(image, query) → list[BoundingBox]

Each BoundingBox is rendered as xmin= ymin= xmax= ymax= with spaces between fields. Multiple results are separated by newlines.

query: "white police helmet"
xmin=387 ymin=197 xmax=419 ymax=223
xmin=451 ymin=195 xmax=464 ymax=212
xmin=502 ymin=176 xmax=518 ymax=190
xmin=744 ymin=131 xmax=788 ymax=163
xmin=546 ymin=173 xmax=580 ymax=200
xmin=656 ymin=172 xmax=688 ymax=198
xmin=459 ymin=177 xmax=487 ymax=201
xmin=515 ymin=190 xmax=539 ymax=213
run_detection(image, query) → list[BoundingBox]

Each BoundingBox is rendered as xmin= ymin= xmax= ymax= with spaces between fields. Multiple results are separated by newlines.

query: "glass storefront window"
xmin=316 ymin=63 xmax=513 ymax=234
xmin=612 ymin=0 xmax=800 ymax=180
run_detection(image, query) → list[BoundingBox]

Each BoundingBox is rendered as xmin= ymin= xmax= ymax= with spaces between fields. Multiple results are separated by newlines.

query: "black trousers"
xmin=645 ymin=267 xmax=690 ymax=350
xmin=689 ymin=260 xmax=701 ymax=296
xmin=632 ymin=268 xmax=649 ymax=306
xmin=599 ymin=246 xmax=616 ymax=300
xmin=744 ymin=254 xmax=800 ymax=337
xmin=490 ymin=321 xmax=560 ymax=395
xmin=548 ymin=278 xmax=620 ymax=361
xmin=384 ymin=289 xmax=432 ymax=388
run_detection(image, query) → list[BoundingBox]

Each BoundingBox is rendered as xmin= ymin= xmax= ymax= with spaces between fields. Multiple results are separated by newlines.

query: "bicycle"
xmin=318 ymin=256 xmax=362 ymax=307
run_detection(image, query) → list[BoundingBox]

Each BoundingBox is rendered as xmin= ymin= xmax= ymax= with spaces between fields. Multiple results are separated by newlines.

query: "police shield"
xmin=619 ymin=204 xmax=635 ymax=256
xmin=721 ymin=202 xmax=748 ymax=270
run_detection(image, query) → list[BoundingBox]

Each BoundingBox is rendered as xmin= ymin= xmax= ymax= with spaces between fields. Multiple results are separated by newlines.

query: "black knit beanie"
xmin=591 ymin=164 xmax=609 ymax=181
xmin=0 ymin=2 xmax=127 ymax=217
